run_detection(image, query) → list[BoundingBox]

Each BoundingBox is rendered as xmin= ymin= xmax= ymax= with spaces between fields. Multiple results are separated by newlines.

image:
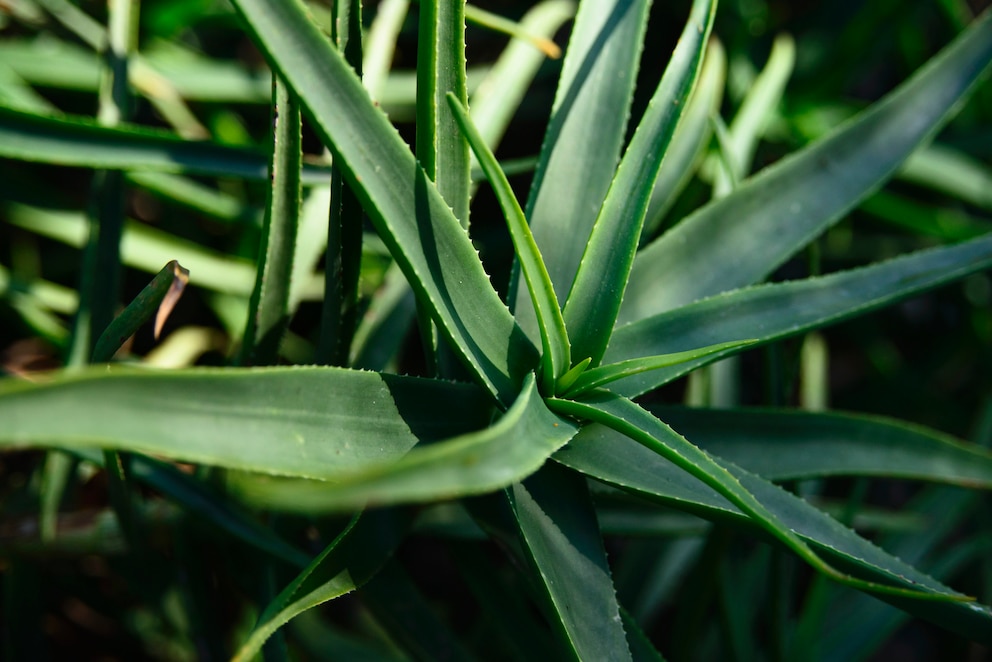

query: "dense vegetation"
xmin=1 ymin=0 xmax=992 ymax=659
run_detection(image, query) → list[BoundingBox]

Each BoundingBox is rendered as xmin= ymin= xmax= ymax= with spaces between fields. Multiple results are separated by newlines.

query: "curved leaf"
xmin=606 ymin=232 xmax=992 ymax=396
xmin=508 ymin=465 xmax=632 ymax=661
xmin=553 ymin=425 xmax=992 ymax=643
xmin=230 ymin=374 xmax=578 ymax=512
xmin=512 ymin=0 xmax=652 ymax=337
xmin=621 ymin=9 xmax=992 ymax=323
xmin=0 ymin=366 xmax=493 ymax=479
xmin=226 ymin=0 xmax=536 ymax=405
xmin=656 ymin=406 xmax=992 ymax=487
xmin=562 ymin=0 xmax=716 ymax=366
xmin=0 ymin=105 xmax=333 ymax=184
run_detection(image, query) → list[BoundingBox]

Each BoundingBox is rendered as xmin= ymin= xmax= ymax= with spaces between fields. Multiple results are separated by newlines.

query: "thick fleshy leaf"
xmin=549 ymin=391 xmax=972 ymax=603
xmin=508 ymin=465 xmax=632 ymax=661
xmin=553 ymin=427 xmax=992 ymax=642
xmin=232 ymin=510 xmax=411 ymax=662
xmin=620 ymin=9 xmax=992 ymax=323
xmin=656 ymin=406 xmax=992 ymax=486
xmin=0 ymin=366 xmax=492 ymax=479
xmin=0 ymin=105 xmax=333 ymax=184
xmin=226 ymin=0 xmax=536 ymax=405
xmin=449 ymin=94 xmax=569 ymax=392
xmin=229 ymin=374 xmax=578 ymax=512
xmin=562 ymin=0 xmax=716 ymax=366
xmin=606 ymin=233 xmax=992 ymax=397
xmin=512 ymin=0 xmax=652 ymax=338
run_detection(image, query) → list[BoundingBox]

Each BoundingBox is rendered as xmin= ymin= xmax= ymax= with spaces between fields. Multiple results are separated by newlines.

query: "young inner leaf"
xmin=446 ymin=92 xmax=570 ymax=393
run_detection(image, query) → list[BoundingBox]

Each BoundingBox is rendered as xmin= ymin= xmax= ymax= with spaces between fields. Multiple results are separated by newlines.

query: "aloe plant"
xmin=2 ymin=0 xmax=992 ymax=658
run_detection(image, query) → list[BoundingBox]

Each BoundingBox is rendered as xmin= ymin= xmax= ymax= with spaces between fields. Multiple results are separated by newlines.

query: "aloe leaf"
xmin=0 ymin=106 xmax=333 ymax=183
xmin=238 ymin=78 xmax=301 ymax=366
xmin=553 ymin=425 xmax=992 ymax=643
xmin=230 ymin=374 xmax=578 ymax=512
xmin=449 ymin=94 xmax=569 ymax=392
xmin=642 ymin=38 xmax=726 ymax=240
xmin=512 ymin=0 xmax=652 ymax=338
xmin=92 ymin=260 xmax=189 ymax=362
xmin=232 ymin=509 xmax=412 ymax=662
xmin=621 ymin=10 xmax=992 ymax=323
xmin=508 ymin=464 xmax=633 ymax=661
xmin=562 ymin=339 xmax=754 ymax=397
xmin=0 ymin=366 xmax=493 ymax=479
xmin=227 ymin=0 xmax=536 ymax=405
xmin=654 ymin=406 xmax=992 ymax=486
xmin=606 ymin=232 xmax=992 ymax=397
xmin=563 ymin=0 xmax=716 ymax=366
xmin=548 ymin=391 xmax=971 ymax=603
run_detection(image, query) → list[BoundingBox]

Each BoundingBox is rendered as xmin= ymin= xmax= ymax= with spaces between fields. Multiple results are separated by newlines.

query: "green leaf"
xmin=227 ymin=0 xmax=536 ymax=405
xmin=508 ymin=464 xmax=633 ymax=661
xmin=563 ymin=339 xmax=754 ymax=397
xmin=93 ymin=259 xmax=190 ymax=362
xmin=553 ymin=424 xmax=992 ymax=643
xmin=0 ymin=105 xmax=333 ymax=184
xmin=562 ymin=0 xmax=716 ymax=366
xmin=449 ymin=93 xmax=570 ymax=393
xmin=512 ymin=0 xmax=652 ymax=338
xmin=606 ymin=233 xmax=992 ymax=396
xmin=642 ymin=39 xmax=726 ymax=239
xmin=621 ymin=10 xmax=992 ymax=323
xmin=232 ymin=509 xmax=412 ymax=662
xmin=0 ymin=366 xmax=493 ymax=478
xmin=239 ymin=77 xmax=301 ymax=366
xmin=548 ymin=391 xmax=971 ymax=602
xmin=655 ymin=406 xmax=992 ymax=487
xmin=229 ymin=374 xmax=579 ymax=512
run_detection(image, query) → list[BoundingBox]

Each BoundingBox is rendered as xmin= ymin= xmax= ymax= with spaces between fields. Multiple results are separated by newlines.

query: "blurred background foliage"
xmin=1 ymin=0 xmax=991 ymax=659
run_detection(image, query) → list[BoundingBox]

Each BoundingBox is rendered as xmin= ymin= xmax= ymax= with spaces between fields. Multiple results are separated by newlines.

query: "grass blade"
xmin=0 ymin=105 xmax=333 ymax=183
xmin=562 ymin=0 xmax=716 ymax=367
xmin=621 ymin=9 xmax=992 ymax=323
xmin=449 ymin=94 xmax=570 ymax=393
xmin=232 ymin=509 xmax=412 ymax=661
xmin=92 ymin=260 xmax=189 ymax=362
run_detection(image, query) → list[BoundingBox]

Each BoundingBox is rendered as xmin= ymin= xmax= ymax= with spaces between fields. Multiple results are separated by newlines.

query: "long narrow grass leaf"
xmin=92 ymin=260 xmax=189 ymax=362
